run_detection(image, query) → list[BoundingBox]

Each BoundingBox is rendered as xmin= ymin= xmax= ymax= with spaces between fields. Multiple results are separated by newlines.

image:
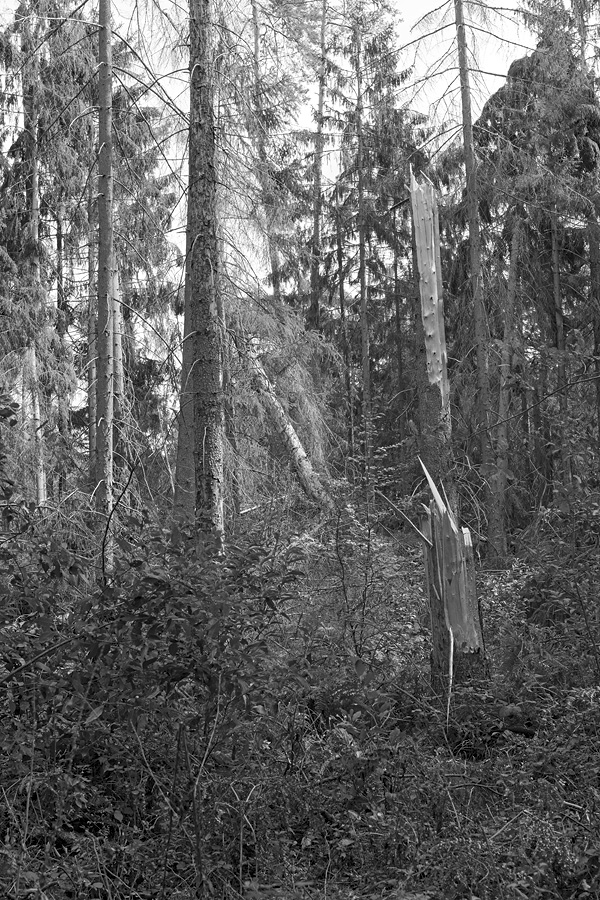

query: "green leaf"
xmin=84 ymin=705 xmax=104 ymax=725
xmin=355 ymin=658 xmax=368 ymax=677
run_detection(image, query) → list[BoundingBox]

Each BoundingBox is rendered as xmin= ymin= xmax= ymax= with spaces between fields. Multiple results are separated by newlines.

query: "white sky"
xmin=397 ymin=0 xmax=536 ymax=122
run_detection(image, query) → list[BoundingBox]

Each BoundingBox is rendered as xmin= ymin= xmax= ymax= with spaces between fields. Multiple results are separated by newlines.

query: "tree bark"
xmin=551 ymin=213 xmax=571 ymax=492
xmin=589 ymin=220 xmax=600 ymax=456
xmin=96 ymin=0 xmax=115 ymax=538
xmin=189 ymin=0 xmax=225 ymax=546
xmin=55 ymin=203 xmax=69 ymax=500
xmin=87 ymin=174 xmax=97 ymax=492
xmin=21 ymin=15 xmax=46 ymax=507
xmin=308 ymin=0 xmax=327 ymax=329
xmin=411 ymin=178 xmax=456 ymax=513
xmin=112 ymin=267 xmax=125 ymax=487
xmin=488 ymin=222 xmax=520 ymax=559
xmin=246 ymin=345 xmax=332 ymax=511
xmin=336 ymin=184 xmax=355 ymax=462
xmin=354 ymin=23 xmax=372 ymax=473
xmin=251 ymin=0 xmax=281 ymax=304
xmin=454 ymin=0 xmax=492 ymax=486
xmin=173 ymin=225 xmax=196 ymax=525
xmin=423 ymin=486 xmax=488 ymax=698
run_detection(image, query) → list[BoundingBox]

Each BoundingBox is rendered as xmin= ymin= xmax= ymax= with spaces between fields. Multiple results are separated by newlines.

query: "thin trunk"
xmin=489 ymin=221 xmax=520 ymax=559
xmin=393 ymin=209 xmax=403 ymax=405
xmin=56 ymin=204 xmax=69 ymax=500
xmin=88 ymin=174 xmax=97 ymax=491
xmin=336 ymin=184 xmax=354 ymax=461
xmin=533 ymin=360 xmax=552 ymax=505
xmin=454 ymin=0 xmax=491 ymax=472
xmin=246 ymin=347 xmax=332 ymax=510
xmin=355 ymin=24 xmax=372 ymax=472
xmin=112 ymin=268 xmax=124 ymax=465
xmin=96 ymin=0 xmax=115 ymax=549
xmin=590 ymin=221 xmax=600 ymax=455
xmin=173 ymin=226 xmax=196 ymax=525
xmin=218 ymin=287 xmax=241 ymax=522
xmin=22 ymin=33 xmax=46 ymax=507
xmin=308 ymin=0 xmax=327 ymax=329
xmin=189 ymin=0 xmax=224 ymax=546
xmin=551 ymin=214 xmax=571 ymax=491
xmin=28 ymin=347 xmax=46 ymax=506
xmin=251 ymin=0 xmax=281 ymax=303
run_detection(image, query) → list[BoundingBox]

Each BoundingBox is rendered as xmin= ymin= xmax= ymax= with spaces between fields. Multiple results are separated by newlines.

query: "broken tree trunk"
xmin=421 ymin=464 xmax=489 ymax=697
xmin=410 ymin=173 xmax=488 ymax=696
xmin=246 ymin=343 xmax=332 ymax=511
xmin=410 ymin=172 xmax=456 ymax=513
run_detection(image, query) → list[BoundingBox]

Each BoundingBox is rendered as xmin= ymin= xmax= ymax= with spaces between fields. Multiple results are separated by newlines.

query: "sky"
xmin=397 ymin=0 xmax=536 ymax=122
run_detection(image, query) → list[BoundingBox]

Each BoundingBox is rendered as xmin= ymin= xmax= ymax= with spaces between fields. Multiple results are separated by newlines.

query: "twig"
xmin=489 ymin=810 xmax=524 ymax=840
xmin=0 ymin=638 xmax=73 ymax=686
xmin=374 ymin=490 xmax=432 ymax=547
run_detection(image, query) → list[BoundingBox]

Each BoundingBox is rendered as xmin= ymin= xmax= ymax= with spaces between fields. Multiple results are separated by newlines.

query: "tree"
xmin=188 ymin=0 xmax=224 ymax=545
xmin=96 ymin=0 xmax=115 ymax=551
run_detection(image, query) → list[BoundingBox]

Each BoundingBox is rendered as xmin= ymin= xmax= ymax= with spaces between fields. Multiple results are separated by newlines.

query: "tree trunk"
xmin=533 ymin=359 xmax=553 ymax=505
xmin=96 ymin=0 xmax=115 ymax=550
xmin=87 ymin=167 xmax=97 ymax=491
xmin=454 ymin=0 xmax=492 ymax=485
xmin=422 ymin=478 xmax=488 ymax=698
xmin=393 ymin=208 xmax=404 ymax=429
xmin=217 ymin=279 xmax=241 ymax=523
xmin=354 ymin=24 xmax=372 ymax=473
xmin=28 ymin=347 xmax=46 ymax=506
xmin=488 ymin=221 xmax=520 ymax=559
xmin=55 ymin=204 xmax=70 ymax=500
xmin=251 ymin=0 xmax=281 ymax=304
xmin=411 ymin=182 xmax=455 ymax=513
xmin=589 ymin=221 xmax=600 ymax=456
xmin=246 ymin=345 xmax=332 ymax=510
xmin=22 ymin=25 xmax=46 ymax=507
xmin=189 ymin=0 xmax=225 ymax=546
xmin=112 ymin=267 xmax=124 ymax=475
xmin=336 ymin=184 xmax=355 ymax=462
xmin=308 ymin=0 xmax=327 ymax=329
xmin=551 ymin=213 xmax=571 ymax=492
xmin=173 ymin=225 xmax=196 ymax=525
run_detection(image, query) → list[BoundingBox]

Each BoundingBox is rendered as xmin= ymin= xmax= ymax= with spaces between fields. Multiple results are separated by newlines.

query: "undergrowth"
xmin=0 ymin=501 xmax=599 ymax=900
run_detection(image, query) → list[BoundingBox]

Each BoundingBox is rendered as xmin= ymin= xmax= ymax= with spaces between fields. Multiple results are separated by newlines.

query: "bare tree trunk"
xmin=55 ymin=204 xmax=70 ymax=500
xmin=112 ymin=268 xmax=124 ymax=468
xmin=308 ymin=0 xmax=327 ymax=329
xmin=189 ymin=0 xmax=225 ymax=546
xmin=393 ymin=208 xmax=404 ymax=423
xmin=22 ymin=28 xmax=46 ymax=507
xmin=173 ymin=226 xmax=196 ymax=525
xmin=410 ymin=174 xmax=456 ymax=513
xmin=87 ymin=169 xmax=97 ymax=491
xmin=454 ymin=0 xmax=492 ymax=495
xmin=488 ymin=221 xmax=520 ymax=559
xmin=246 ymin=346 xmax=332 ymax=510
xmin=354 ymin=24 xmax=372 ymax=473
xmin=96 ymin=0 xmax=115 ymax=554
xmin=589 ymin=221 xmax=600 ymax=456
xmin=217 ymin=274 xmax=241 ymax=523
xmin=251 ymin=0 xmax=281 ymax=303
xmin=28 ymin=347 xmax=46 ymax=506
xmin=551 ymin=214 xmax=571 ymax=492
xmin=335 ymin=184 xmax=355 ymax=462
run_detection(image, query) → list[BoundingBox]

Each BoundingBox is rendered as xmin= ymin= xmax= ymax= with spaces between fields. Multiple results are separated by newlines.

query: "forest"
xmin=1 ymin=0 xmax=600 ymax=897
